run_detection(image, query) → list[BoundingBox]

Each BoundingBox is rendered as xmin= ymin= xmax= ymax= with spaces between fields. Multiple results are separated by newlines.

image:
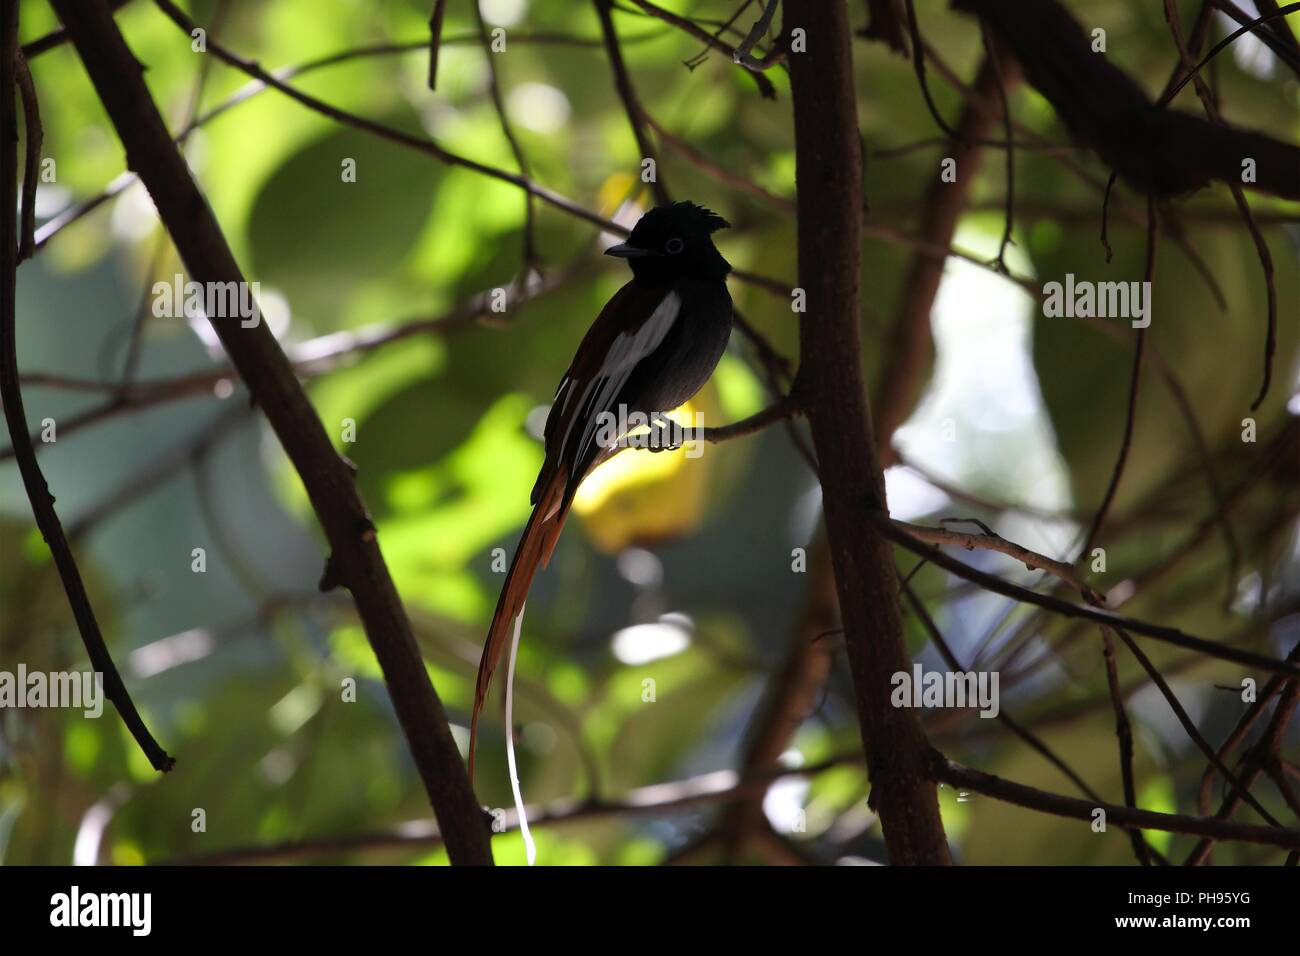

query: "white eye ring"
xmin=665 ymin=237 xmax=685 ymax=254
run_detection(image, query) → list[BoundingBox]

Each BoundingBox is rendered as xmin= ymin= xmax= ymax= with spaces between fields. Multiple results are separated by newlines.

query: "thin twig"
xmin=1100 ymin=629 xmax=1152 ymax=865
xmin=595 ymin=0 xmax=671 ymax=206
xmin=114 ymin=7 xmax=227 ymax=390
xmin=620 ymin=0 xmax=779 ymax=96
xmin=426 ymin=0 xmax=448 ymax=90
xmin=891 ymin=519 xmax=1103 ymax=605
xmin=1099 ymin=171 xmax=1119 ymax=263
xmin=69 ymin=404 xmax=249 ymax=540
xmin=1269 ymin=763 xmax=1300 ymax=819
xmin=903 ymin=0 xmax=964 ymax=141
xmin=905 ymin=583 xmax=1167 ymax=862
xmin=731 ymin=0 xmax=780 ymax=70
xmin=1082 ymin=195 xmax=1157 ymax=554
xmin=1185 ymin=680 xmax=1300 ymax=864
xmin=1156 ymin=364 xmax=1241 ymax=609
xmin=731 ymin=305 xmax=818 ymax=472
xmin=0 ymin=1 xmax=173 ymax=771
xmin=979 ymin=20 xmax=1014 ymax=273
xmin=686 ymin=0 xmax=753 ymax=69
xmin=1163 ymin=0 xmax=1279 ymax=410
xmin=934 ymin=757 xmax=1300 ymax=851
xmin=1209 ymin=0 xmax=1300 ymax=77
xmin=472 ymin=0 xmax=540 ymax=278
xmin=1196 ymin=641 xmax=1300 ymax=820
xmin=14 ymin=49 xmax=39 ymax=262
xmin=1113 ymin=626 xmax=1282 ymax=828
xmin=1157 ymin=2 xmax=1300 ymax=107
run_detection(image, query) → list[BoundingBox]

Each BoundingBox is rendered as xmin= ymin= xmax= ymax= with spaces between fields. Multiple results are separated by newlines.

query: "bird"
xmin=469 ymin=201 xmax=735 ymax=784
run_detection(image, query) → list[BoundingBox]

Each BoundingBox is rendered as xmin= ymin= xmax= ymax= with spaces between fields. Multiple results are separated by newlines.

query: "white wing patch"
xmin=561 ymin=289 xmax=683 ymax=457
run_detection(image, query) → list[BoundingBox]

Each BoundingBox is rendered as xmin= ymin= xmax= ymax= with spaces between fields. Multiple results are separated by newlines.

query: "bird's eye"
xmin=665 ymin=237 xmax=685 ymax=255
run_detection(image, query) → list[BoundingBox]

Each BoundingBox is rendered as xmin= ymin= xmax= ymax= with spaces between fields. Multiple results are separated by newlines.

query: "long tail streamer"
xmin=504 ymin=602 xmax=536 ymax=866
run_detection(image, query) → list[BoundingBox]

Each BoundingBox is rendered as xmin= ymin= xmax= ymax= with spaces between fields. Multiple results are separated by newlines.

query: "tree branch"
xmin=935 ymin=756 xmax=1300 ymax=851
xmin=786 ymin=0 xmax=950 ymax=865
xmin=892 ymin=518 xmax=1103 ymax=604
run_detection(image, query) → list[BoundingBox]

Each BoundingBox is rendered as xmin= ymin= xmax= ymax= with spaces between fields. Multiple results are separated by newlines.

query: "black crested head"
xmin=604 ymin=201 xmax=732 ymax=281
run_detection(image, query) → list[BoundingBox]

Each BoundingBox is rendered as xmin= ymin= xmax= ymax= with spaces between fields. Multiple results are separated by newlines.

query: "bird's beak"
xmin=604 ymin=242 xmax=660 ymax=258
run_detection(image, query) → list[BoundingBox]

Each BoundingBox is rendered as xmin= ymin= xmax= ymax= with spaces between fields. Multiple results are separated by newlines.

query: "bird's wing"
xmin=563 ymin=289 xmax=682 ymax=457
xmin=536 ymin=281 xmax=683 ymax=504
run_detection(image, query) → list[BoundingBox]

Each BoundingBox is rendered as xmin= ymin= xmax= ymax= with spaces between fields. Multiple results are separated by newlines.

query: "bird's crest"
xmin=671 ymin=201 xmax=730 ymax=234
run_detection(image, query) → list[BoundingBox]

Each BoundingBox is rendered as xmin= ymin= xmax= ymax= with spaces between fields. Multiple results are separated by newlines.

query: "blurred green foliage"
xmin=0 ymin=0 xmax=1296 ymax=866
